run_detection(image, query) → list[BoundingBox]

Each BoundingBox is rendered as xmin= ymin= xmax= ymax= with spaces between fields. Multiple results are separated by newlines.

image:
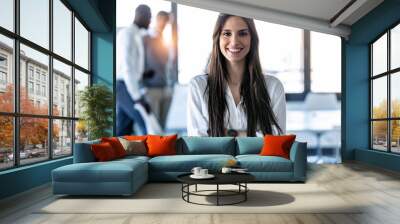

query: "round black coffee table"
xmin=177 ymin=173 xmax=255 ymax=206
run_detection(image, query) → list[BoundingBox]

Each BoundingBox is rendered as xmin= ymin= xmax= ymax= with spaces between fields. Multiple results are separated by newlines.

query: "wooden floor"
xmin=1 ymin=162 xmax=400 ymax=224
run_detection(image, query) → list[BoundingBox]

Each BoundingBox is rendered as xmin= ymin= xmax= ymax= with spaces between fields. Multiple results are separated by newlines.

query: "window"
xmin=53 ymin=0 xmax=72 ymax=60
xmin=0 ymin=54 xmax=8 ymax=88
xmin=54 ymin=89 xmax=58 ymax=104
xmin=0 ymin=116 xmax=13 ymax=170
xmin=75 ymin=18 xmax=89 ymax=70
xmin=0 ymin=0 xmax=14 ymax=32
xmin=36 ymin=83 xmax=40 ymax=95
xmin=20 ymin=0 xmax=49 ymax=49
xmin=53 ymin=119 xmax=72 ymax=158
xmin=0 ymin=55 xmax=7 ymax=67
xmin=35 ymin=70 xmax=40 ymax=81
xmin=28 ymin=67 xmax=34 ymax=80
xmin=177 ymin=5 xmax=218 ymax=84
xmin=0 ymin=0 xmax=91 ymax=170
xmin=391 ymin=24 xmax=400 ymax=69
xmin=371 ymin=23 xmax=400 ymax=154
xmin=256 ymin=21 xmax=304 ymax=93
xmin=0 ymin=71 xmax=6 ymax=85
xmin=310 ymin=31 xmax=341 ymax=93
xmin=41 ymin=85 xmax=46 ymax=97
xmin=0 ymin=53 xmax=9 ymax=90
xmin=53 ymin=59 xmax=72 ymax=117
xmin=19 ymin=117 xmax=49 ymax=165
xmin=0 ymin=34 xmax=14 ymax=113
xmin=28 ymin=81 xmax=34 ymax=94
xmin=74 ymin=69 xmax=89 ymax=119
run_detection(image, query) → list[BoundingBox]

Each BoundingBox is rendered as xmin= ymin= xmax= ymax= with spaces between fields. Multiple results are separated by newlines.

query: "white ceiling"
xmin=225 ymin=0 xmax=352 ymax=23
xmin=168 ymin=0 xmax=384 ymax=38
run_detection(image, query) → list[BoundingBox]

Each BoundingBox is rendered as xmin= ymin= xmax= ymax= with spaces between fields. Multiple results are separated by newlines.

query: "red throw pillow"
xmin=101 ymin=137 xmax=126 ymax=158
xmin=91 ymin=142 xmax=117 ymax=161
xmin=260 ymin=135 xmax=296 ymax=159
xmin=146 ymin=134 xmax=177 ymax=157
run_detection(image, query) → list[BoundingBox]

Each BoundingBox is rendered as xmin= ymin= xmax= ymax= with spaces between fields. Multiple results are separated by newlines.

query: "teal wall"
xmin=91 ymin=0 xmax=116 ymax=135
xmin=0 ymin=0 xmax=116 ymax=200
xmin=344 ymin=0 xmax=400 ymax=171
xmin=92 ymin=33 xmax=114 ymax=87
xmin=91 ymin=0 xmax=115 ymax=87
xmin=92 ymin=32 xmax=115 ymax=137
xmin=0 ymin=158 xmax=72 ymax=199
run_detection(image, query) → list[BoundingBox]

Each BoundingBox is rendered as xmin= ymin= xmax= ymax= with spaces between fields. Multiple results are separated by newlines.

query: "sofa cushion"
xmin=236 ymin=155 xmax=293 ymax=172
xmin=115 ymin=155 xmax=150 ymax=163
xmin=53 ymin=159 xmax=147 ymax=183
xmin=236 ymin=137 xmax=263 ymax=155
xmin=177 ymin=137 xmax=235 ymax=155
xmin=148 ymin=154 xmax=235 ymax=172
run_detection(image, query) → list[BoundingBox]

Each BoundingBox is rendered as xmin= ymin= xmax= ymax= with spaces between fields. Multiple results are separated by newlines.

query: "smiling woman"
xmin=186 ymin=14 xmax=286 ymax=137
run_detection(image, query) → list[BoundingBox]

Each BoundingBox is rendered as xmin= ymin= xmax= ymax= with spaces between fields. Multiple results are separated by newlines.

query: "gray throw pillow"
xmin=118 ymin=137 xmax=147 ymax=156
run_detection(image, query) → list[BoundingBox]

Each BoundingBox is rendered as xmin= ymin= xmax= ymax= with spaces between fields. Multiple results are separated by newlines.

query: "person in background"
xmin=186 ymin=14 xmax=286 ymax=137
xmin=142 ymin=11 xmax=173 ymax=128
xmin=116 ymin=4 xmax=152 ymax=136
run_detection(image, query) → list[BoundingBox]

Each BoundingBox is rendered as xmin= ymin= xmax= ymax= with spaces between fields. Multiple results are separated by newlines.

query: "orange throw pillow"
xmin=146 ymin=134 xmax=177 ymax=157
xmin=124 ymin=135 xmax=148 ymax=141
xmin=260 ymin=135 xmax=296 ymax=159
xmin=101 ymin=137 xmax=126 ymax=158
xmin=91 ymin=142 xmax=117 ymax=161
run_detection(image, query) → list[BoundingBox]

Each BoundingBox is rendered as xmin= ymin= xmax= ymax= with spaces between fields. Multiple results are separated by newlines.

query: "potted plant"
xmin=79 ymin=84 xmax=113 ymax=140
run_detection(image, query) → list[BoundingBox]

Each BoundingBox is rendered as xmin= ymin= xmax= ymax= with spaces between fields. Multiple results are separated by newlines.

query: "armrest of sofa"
xmin=73 ymin=140 xmax=100 ymax=163
xmin=289 ymin=141 xmax=307 ymax=182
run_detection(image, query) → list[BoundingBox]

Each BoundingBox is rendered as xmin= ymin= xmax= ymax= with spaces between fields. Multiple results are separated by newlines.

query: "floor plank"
xmin=1 ymin=162 xmax=400 ymax=224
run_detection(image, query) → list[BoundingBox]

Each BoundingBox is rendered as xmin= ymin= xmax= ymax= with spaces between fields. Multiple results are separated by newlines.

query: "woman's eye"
xmin=239 ymin=31 xmax=249 ymax=36
xmin=222 ymin=32 xmax=231 ymax=37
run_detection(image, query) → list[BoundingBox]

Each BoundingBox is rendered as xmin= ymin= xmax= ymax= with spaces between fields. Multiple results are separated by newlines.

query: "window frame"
xmin=369 ymin=19 xmax=400 ymax=154
xmin=0 ymin=0 xmax=92 ymax=171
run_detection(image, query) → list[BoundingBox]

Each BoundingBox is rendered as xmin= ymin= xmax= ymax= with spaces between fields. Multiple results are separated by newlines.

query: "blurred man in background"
xmin=142 ymin=11 xmax=173 ymax=128
xmin=116 ymin=4 xmax=152 ymax=135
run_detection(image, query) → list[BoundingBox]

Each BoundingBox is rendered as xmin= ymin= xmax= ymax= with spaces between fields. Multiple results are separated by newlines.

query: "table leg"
xmin=217 ymin=184 xmax=219 ymax=206
xmin=195 ymin=184 xmax=197 ymax=192
xmin=245 ymin=183 xmax=247 ymax=201
xmin=187 ymin=184 xmax=190 ymax=202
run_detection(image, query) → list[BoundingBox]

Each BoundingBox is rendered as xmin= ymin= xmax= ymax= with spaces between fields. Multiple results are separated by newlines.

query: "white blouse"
xmin=186 ymin=74 xmax=286 ymax=136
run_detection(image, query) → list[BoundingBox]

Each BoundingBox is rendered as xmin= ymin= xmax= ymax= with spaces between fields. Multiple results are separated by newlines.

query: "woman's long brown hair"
xmin=206 ymin=14 xmax=282 ymax=136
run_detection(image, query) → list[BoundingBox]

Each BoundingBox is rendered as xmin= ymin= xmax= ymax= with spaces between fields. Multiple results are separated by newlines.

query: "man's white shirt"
xmin=116 ymin=24 xmax=145 ymax=101
xmin=186 ymin=74 xmax=286 ymax=136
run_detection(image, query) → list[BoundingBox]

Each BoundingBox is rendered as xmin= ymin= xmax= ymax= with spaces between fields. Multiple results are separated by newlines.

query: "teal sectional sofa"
xmin=52 ymin=137 xmax=307 ymax=196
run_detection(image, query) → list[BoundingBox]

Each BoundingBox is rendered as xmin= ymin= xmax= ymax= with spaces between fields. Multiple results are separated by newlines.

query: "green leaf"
xmin=79 ymin=84 xmax=113 ymax=140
